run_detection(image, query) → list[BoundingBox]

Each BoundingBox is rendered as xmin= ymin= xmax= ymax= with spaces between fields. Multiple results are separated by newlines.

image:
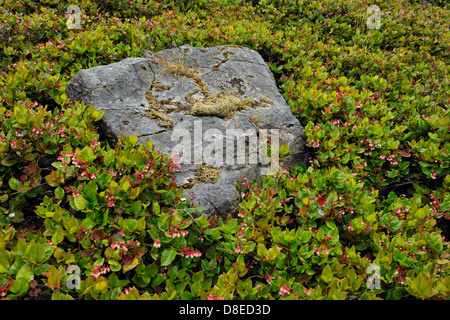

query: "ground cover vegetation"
xmin=0 ymin=0 xmax=448 ymax=300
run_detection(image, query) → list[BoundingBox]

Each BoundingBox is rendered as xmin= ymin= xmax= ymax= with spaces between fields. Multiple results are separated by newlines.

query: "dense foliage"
xmin=0 ymin=0 xmax=448 ymax=300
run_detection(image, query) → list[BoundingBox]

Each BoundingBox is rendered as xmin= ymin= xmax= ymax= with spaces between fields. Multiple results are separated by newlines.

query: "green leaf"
xmin=257 ymin=243 xmax=268 ymax=258
xmin=195 ymin=215 xmax=209 ymax=228
xmin=81 ymin=217 xmax=96 ymax=230
xmin=279 ymin=144 xmax=290 ymax=156
xmin=124 ymin=219 xmax=138 ymax=233
xmin=321 ymin=264 xmax=333 ymax=283
xmin=27 ymin=241 xmax=46 ymax=265
xmin=94 ymin=277 xmax=108 ymax=294
xmin=122 ymin=180 xmax=130 ymax=192
xmin=84 ymin=181 xmax=98 ymax=206
xmin=52 ymin=291 xmax=75 ymax=300
xmin=74 ymin=195 xmax=88 ymax=211
xmin=16 ymin=262 xmax=34 ymax=282
xmin=153 ymin=203 xmax=160 ymax=215
xmin=54 ymin=186 xmax=65 ymax=200
xmin=428 ymin=132 xmax=441 ymax=143
xmin=407 ymin=273 xmax=436 ymax=299
xmin=161 ymin=248 xmax=176 ymax=266
xmin=152 ymin=273 xmax=166 ymax=286
xmin=301 ymin=230 xmax=312 ymax=243
xmin=10 ymin=278 xmax=29 ymax=296
xmin=8 ymin=177 xmax=20 ymax=190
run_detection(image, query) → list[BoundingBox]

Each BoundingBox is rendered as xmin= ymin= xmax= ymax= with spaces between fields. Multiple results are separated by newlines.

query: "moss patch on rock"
xmin=182 ymin=164 xmax=222 ymax=188
xmin=144 ymin=111 xmax=174 ymax=129
xmin=190 ymin=93 xmax=245 ymax=118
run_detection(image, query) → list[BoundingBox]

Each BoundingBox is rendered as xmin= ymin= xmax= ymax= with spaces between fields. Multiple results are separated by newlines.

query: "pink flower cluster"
xmin=111 ymin=240 xmax=140 ymax=253
xmin=360 ymin=138 xmax=381 ymax=156
xmin=430 ymin=171 xmax=437 ymax=179
xmin=56 ymin=126 xmax=67 ymax=137
xmin=119 ymin=287 xmax=133 ymax=296
xmin=180 ymin=246 xmax=201 ymax=258
xmin=105 ymin=192 xmax=115 ymax=207
xmin=393 ymin=268 xmax=406 ymax=285
xmin=394 ymin=206 xmax=409 ymax=218
xmin=169 ymin=152 xmax=182 ymax=171
xmin=131 ymin=161 xmax=155 ymax=185
xmin=307 ymin=138 xmax=321 ymax=148
xmin=91 ymin=264 xmax=110 ymax=278
xmin=234 ymin=246 xmax=244 ymax=254
xmin=238 ymin=210 xmax=246 ymax=218
xmin=279 ymin=284 xmax=293 ymax=296
xmin=45 ymin=240 xmax=56 ymax=248
xmin=31 ymin=126 xmax=43 ymax=137
xmin=58 ymin=151 xmax=89 ymax=172
xmin=207 ymin=294 xmax=222 ymax=300
xmin=88 ymin=139 xmax=101 ymax=150
xmin=314 ymin=247 xmax=329 ymax=256
xmin=167 ymin=229 xmax=188 ymax=238
xmin=331 ymin=118 xmax=341 ymax=126
xmin=153 ymin=239 xmax=161 ymax=248
xmin=64 ymin=185 xmax=83 ymax=197
xmin=76 ymin=226 xmax=89 ymax=241
xmin=379 ymin=153 xmax=398 ymax=165
xmin=0 ymin=281 xmax=11 ymax=298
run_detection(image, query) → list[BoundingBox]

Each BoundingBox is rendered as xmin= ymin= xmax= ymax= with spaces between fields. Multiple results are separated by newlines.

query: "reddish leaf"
xmin=26 ymin=162 xmax=38 ymax=175
xmin=81 ymin=248 xmax=96 ymax=257
xmin=30 ymin=280 xmax=38 ymax=289
xmin=132 ymin=247 xmax=146 ymax=259
xmin=122 ymin=254 xmax=133 ymax=265
xmin=317 ymin=197 xmax=327 ymax=206
xmin=92 ymin=228 xmax=106 ymax=241
xmin=29 ymin=288 xmax=41 ymax=296
xmin=153 ymin=285 xmax=161 ymax=294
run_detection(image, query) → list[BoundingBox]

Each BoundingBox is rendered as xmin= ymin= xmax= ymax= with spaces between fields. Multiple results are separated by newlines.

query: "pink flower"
xmin=431 ymin=171 xmax=437 ymax=179
xmin=234 ymin=246 xmax=244 ymax=254
xmin=45 ymin=240 xmax=56 ymax=248
xmin=106 ymin=193 xmax=115 ymax=207
xmin=10 ymin=140 xmax=17 ymax=149
xmin=91 ymin=264 xmax=110 ymax=278
xmin=280 ymin=284 xmax=292 ymax=296
xmin=169 ymin=152 xmax=182 ymax=170
xmin=154 ymin=239 xmax=161 ymax=248
xmin=180 ymin=246 xmax=201 ymax=258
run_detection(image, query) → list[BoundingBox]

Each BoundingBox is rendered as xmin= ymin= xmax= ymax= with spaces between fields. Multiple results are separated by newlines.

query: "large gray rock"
xmin=66 ymin=45 xmax=308 ymax=217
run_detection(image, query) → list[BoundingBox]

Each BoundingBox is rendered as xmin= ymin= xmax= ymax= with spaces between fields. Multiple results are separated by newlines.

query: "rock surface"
xmin=66 ymin=44 xmax=309 ymax=217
